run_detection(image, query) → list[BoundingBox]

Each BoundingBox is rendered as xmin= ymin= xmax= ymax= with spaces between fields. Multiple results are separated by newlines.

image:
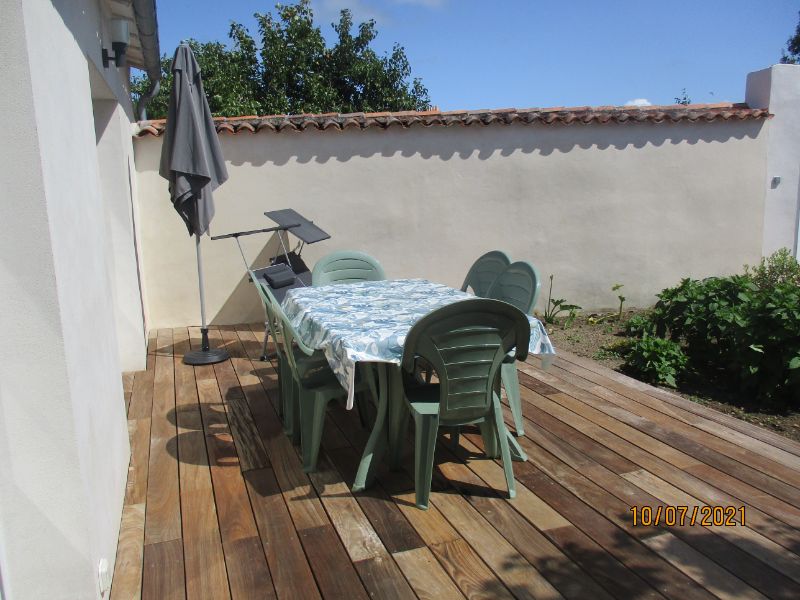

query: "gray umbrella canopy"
xmin=159 ymin=43 xmax=228 ymax=236
xmin=160 ymin=43 xmax=230 ymax=364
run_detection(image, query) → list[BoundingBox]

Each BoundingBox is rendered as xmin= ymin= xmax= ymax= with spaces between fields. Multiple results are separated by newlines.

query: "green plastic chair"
xmin=274 ymin=307 xmax=375 ymax=473
xmin=400 ymin=298 xmax=530 ymax=509
xmin=461 ymin=251 xmax=511 ymax=297
xmin=486 ymin=261 xmax=541 ymax=437
xmin=252 ymin=274 xmax=296 ymax=435
xmin=312 ymin=250 xmax=386 ymax=286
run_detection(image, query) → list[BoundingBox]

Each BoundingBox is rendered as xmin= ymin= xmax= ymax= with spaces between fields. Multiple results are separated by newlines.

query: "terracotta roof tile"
xmin=134 ymin=103 xmax=771 ymax=137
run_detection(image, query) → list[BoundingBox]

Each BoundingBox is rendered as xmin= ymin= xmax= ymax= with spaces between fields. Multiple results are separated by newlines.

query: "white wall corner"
xmin=746 ymin=64 xmax=800 ymax=258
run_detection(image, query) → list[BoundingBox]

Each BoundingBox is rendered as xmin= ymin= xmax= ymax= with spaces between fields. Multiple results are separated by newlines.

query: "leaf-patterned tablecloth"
xmin=282 ymin=279 xmax=556 ymax=409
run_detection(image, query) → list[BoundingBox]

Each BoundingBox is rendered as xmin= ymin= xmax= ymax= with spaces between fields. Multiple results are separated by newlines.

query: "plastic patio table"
xmin=282 ymin=278 xmax=556 ymax=491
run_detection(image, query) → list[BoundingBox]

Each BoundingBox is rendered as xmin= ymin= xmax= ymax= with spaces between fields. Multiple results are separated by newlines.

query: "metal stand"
xmin=210 ymin=210 xmax=330 ymax=364
xmin=184 ymin=233 xmax=230 ymax=365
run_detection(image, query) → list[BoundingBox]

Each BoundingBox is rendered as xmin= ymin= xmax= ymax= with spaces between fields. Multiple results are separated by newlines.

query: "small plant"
xmin=744 ymin=247 xmax=800 ymax=289
xmin=594 ymin=339 xmax=632 ymax=361
xmin=543 ymin=274 xmax=582 ymax=326
xmin=612 ymin=283 xmax=626 ymax=320
xmin=587 ymin=313 xmax=614 ymax=325
xmin=623 ymin=313 xmax=655 ymax=337
xmin=623 ymin=335 xmax=688 ymax=388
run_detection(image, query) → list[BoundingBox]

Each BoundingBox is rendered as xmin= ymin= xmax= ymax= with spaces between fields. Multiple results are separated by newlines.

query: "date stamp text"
xmin=630 ymin=505 xmax=745 ymax=527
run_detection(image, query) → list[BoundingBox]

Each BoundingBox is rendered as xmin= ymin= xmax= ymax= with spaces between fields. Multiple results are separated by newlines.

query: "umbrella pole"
xmin=183 ymin=233 xmax=230 ymax=365
xmin=196 ymin=234 xmax=209 ymax=349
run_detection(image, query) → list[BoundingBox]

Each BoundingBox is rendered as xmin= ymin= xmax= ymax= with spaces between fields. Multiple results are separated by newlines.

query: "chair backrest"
xmin=461 ymin=251 xmax=511 ymax=297
xmin=312 ymin=251 xmax=386 ymax=286
xmin=401 ymin=298 xmax=530 ymax=424
xmin=272 ymin=303 xmax=317 ymax=380
xmin=485 ymin=261 xmax=541 ymax=314
xmin=250 ymin=270 xmax=288 ymax=362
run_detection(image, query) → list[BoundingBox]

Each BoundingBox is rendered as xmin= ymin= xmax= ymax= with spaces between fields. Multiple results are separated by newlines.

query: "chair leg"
xmin=260 ymin=323 xmax=270 ymax=361
xmin=479 ymin=420 xmax=499 ymax=459
xmin=284 ymin=383 xmax=301 ymax=445
xmin=412 ymin=410 xmax=439 ymax=510
xmin=502 ymin=362 xmax=524 ymax=436
xmin=492 ymin=392 xmax=516 ymax=499
xmin=276 ymin=355 xmax=286 ymax=418
xmin=449 ymin=427 xmax=460 ymax=450
xmin=355 ymin=391 xmax=371 ymax=428
xmin=301 ymin=391 xmax=329 ymax=473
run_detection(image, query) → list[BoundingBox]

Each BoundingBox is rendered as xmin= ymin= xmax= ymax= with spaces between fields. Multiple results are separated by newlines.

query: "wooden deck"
xmin=112 ymin=325 xmax=800 ymax=600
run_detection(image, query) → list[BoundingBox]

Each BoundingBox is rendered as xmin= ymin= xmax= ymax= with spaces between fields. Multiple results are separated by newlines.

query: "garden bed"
xmin=545 ymin=310 xmax=800 ymax=443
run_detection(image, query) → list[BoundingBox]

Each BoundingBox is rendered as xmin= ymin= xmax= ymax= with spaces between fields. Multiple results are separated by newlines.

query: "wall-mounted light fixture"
xmin=102 ymin=18 xmax=130 ymax=68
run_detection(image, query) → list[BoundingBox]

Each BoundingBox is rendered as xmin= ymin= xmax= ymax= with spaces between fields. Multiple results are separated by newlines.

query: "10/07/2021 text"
xmin=630 ymin=505 xmax=745 ymax=527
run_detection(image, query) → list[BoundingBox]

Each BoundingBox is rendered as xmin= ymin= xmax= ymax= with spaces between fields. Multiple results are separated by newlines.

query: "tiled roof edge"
xmin=134 ymin=103 xmax=772 ymax=137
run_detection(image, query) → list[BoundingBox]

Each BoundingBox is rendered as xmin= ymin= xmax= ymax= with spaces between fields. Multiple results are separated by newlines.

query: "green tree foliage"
xmin=674 ymin=88 xmax=691 ymax=105
xmin=781 ymin=11 xmax=800 ymax=64
xmin=131 ymin=0 xmax=430 ymax=119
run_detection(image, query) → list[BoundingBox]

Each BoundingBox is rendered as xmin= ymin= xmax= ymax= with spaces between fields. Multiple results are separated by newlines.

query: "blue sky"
xmin=156 ymin=0 xmax=799 ymax=110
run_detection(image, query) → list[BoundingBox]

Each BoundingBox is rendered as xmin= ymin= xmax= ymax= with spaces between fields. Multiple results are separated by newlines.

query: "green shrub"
xmin=744 ymin=247 xmax=800 ymax=289
xmin=642 ymin=251 xmax=800 ymax=406
xmin=624 ymin=336 xmax=688 ymax=388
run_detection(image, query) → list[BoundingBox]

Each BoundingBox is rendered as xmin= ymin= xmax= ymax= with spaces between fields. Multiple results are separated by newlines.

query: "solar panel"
xmin=265 ymin=209 xmax=330 ymax=244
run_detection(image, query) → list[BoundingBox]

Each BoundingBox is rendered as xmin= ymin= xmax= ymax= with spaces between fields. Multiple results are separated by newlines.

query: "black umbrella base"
xmin=184 ymin=348 xmax=230 ymax=365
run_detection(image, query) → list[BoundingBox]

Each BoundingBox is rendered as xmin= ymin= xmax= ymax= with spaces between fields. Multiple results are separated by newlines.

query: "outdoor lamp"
xmin=102 ymin=18 xmax=130 ymax=68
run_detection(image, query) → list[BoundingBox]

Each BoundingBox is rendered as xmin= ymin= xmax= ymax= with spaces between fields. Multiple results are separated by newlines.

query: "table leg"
xmin=352 ymin=363 xmax=388 ymax=492
xmin=387 ymin=366 xmax=408 ymax=470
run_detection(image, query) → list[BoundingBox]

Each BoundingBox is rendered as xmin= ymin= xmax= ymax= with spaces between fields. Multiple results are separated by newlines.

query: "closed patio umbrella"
xmin=160 ymin=42 xmax=229 ymax=365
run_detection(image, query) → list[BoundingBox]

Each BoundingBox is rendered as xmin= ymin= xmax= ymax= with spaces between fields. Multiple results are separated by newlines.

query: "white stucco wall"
xmin=0 ymin=0 xmax=136 ymax=598
xmin=134 ymin=114 xmax=768 ymax=329
xmin=93 ymin=98 xmax=148 ymax=371
xmin=746 ymin=64 xmax=800 ymax=257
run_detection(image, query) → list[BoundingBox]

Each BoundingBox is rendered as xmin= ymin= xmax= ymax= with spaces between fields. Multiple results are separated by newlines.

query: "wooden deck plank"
xmin=326 ymin=445 xmax=426 ymax=554
xmin=224 ymin=327 xmax=338 ymax=533
xmin=110 ymin=503 xmax=145 ymax=600
xmin=393 ymin=547 xmax=465 ymax=600
xmin=354 ymin=557 xmax=417 ymax=600
xmin=498 ymin=401 xmax=800 ymax=597
xmin=519 ymin=383 xmax=800 ymax=541
xmin=127 ymin=332 xmax=156 ymax=419
xmin=462 ymin=433 xmax=717 ymax=600
xmin=624 ymin=469 xmax=800 ymax=595
xmin=244 ymin=468 xmax=321 ymax=600
xmin=144 ymin=329 xmax=181 ymax=546
xmin=549 ymin=350 xmax=800 ymax=458
xmin=521 ymin=383 xmax=800 ymax=551
xmin=223 ymin=535 xmax=277 ymax=600
xmin=551 ymin=356 xmax=800 ymax=472
xmin=171 ymin=327 xmax=232 ymax=600
xmin=207 ymin=328 xmax=270 ymax=472
xmin=429 ymin=487 xmax=563 ymax=600
xmin=113 ymin=326 xmax=800 ymax=600
xmin=123 ymin=372 xmax=135 ymax=414
xmin=305 ymin=455 xmax=391 ymax=562
xmin=436 ymin=445 xmax=616 ymax=600
xmin=643 ymin=533 xmax=767 ymax=600
xmin=205 ymin=431 xmax=261 ymax=544
xmin=298 ymin=524 xmax=371 ymax=600
xmin=141 ymin=539 xmax=185 ymax=600
xmin=539 ymin=361 xmax=800 ymax=494
xmin=124 ymin=416 xmax=152 ymax=506
xmin=430 ymin=538 xmax=515 ymax=600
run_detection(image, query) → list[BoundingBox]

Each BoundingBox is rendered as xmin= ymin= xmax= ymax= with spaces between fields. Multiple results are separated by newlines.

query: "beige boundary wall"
xmin=134 ymin=111 xmax=774 ymax=329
